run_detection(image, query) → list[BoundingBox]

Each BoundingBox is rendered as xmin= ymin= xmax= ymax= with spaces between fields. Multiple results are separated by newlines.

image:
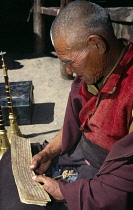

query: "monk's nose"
xmin=66 ymin=65 xmax=74 ymax=75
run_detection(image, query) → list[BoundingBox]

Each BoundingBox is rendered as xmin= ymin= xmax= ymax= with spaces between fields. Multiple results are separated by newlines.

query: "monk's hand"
xmin=32 ymin=175 xmax=65 ymax=201
xmin=30 ymin=150 xmax=52 ymax=174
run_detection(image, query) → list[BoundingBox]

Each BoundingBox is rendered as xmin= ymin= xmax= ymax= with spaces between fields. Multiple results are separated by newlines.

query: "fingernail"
xmin=30 ymin=165 xmax=34 ymax=169
xmin=32 ymin=175 xmax=37 ymax=180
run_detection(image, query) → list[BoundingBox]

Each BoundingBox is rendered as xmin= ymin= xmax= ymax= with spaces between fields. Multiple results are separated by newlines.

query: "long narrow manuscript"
xmin=11 ymin=135 xmax=51 ymax=206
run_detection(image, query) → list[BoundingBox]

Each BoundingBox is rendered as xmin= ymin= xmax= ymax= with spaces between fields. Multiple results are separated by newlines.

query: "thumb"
xmin=32 ymin=175 xmax=46 ymax=184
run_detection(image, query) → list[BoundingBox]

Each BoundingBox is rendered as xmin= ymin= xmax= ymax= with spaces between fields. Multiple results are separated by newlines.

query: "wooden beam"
xmin=106 ymin=7 xmax=133 ymax=23
xmin=33 ymin=0 xmax=45 ymax=54
xmin=40 ymin=7 xmax=60 ymax=16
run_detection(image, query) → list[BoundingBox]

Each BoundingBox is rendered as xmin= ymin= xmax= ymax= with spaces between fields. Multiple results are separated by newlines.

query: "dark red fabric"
xmin=61 ymin=76 xmax=83 ymax=154
xmin=59 ymin=132 xmax=133 ymax=210
xmin=79 ymin=43 xmax=133 ymax=151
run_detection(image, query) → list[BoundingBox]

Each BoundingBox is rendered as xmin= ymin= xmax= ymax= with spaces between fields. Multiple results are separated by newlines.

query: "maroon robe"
xmin=59 ymin=42 xmax=133 ymax=209
xmin=59 ymin=132 xmax=133 ymax=210
xmin=59 ymin=77 xmax=133 ymax=208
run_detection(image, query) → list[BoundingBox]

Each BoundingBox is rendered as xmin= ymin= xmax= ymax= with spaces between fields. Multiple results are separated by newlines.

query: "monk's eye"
xmin=61 ymin=60 xmax=72 ymax=64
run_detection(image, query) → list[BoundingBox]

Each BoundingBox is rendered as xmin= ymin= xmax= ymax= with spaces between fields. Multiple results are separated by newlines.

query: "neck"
xmin=104 ymin=39 xmax=125 ymax=76
xmin=97 ymin=39 xmax=125 ymax=89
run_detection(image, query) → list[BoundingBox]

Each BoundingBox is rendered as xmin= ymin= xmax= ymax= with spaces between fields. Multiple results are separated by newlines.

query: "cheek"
xmin=68 ymin=63 xmax=84 ymax=74
xmin=85 ymin=53 xmax=104 ymax=75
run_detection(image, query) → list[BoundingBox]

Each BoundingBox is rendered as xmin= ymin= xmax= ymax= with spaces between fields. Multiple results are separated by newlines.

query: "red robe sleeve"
xmin=59 ymin=132 xmax=133 ymax=210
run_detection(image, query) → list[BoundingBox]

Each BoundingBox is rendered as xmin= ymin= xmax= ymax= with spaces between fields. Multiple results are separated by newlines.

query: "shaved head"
xmin=51 ymin=0 xmax=115 ymax=49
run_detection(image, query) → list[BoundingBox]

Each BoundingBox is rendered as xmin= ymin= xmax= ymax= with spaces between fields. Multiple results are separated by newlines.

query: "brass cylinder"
xmin=0 ymin=105 xmax=10 ymax=160
xmin=0 ymin=130 xmax=10 ymax=160
xmin=8 ymin=113 xmax=23 ymax=144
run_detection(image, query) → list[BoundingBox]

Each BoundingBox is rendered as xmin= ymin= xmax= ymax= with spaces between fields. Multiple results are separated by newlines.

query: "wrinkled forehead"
xmin=52 ymin=35 xmax=79 ymax=62
xmin=50 ymin=26 xmax=65 ymax=47
xmin=52 ymin=34 xmax=71 ymax=52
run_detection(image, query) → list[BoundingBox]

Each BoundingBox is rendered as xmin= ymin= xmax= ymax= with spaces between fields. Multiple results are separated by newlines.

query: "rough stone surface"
xmin=0 ymin=52 xmax=72 ymax=143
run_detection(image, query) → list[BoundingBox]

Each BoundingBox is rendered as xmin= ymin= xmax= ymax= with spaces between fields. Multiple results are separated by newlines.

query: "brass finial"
xmin=0 ymin=51 xmax=23 ymax=143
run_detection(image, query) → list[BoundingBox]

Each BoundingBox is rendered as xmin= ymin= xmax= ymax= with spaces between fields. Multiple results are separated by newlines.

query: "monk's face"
xmin=54 ymin=36 xmax=106 ymax=85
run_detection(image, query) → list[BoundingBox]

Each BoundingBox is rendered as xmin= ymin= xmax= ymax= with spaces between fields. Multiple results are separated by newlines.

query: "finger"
xmin=32 ymin=176 xmax=65 ymax=201
xmin=29 ymin=155 xmax=41 ymax=170
xmin=30 ymin=161 xmax=38 ymax=170
xmin=29 ymin=164 xmax=36 ymax=170
xmin=32 ymin=175 xmax=47 ymax=184
xmin=35 ymin=166 xmax=46 ymax=175
xmin=32 ymin=175 xmax=54 ymax=185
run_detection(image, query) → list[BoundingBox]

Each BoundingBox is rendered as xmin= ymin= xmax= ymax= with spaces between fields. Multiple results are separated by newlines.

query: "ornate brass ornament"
xmin=0 ymin=104 xmax=10 ymax=160
xmin=0 ymin=51 xmax=22 ymax=145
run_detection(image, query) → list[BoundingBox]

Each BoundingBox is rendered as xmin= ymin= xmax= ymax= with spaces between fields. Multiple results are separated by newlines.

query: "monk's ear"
xmin=87 ymin=35 xmax=107 ymax=54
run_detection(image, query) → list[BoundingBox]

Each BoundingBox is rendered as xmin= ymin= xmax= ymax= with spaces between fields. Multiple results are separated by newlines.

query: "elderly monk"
xmin=1 ymin=1 xmax=133 ymax=210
